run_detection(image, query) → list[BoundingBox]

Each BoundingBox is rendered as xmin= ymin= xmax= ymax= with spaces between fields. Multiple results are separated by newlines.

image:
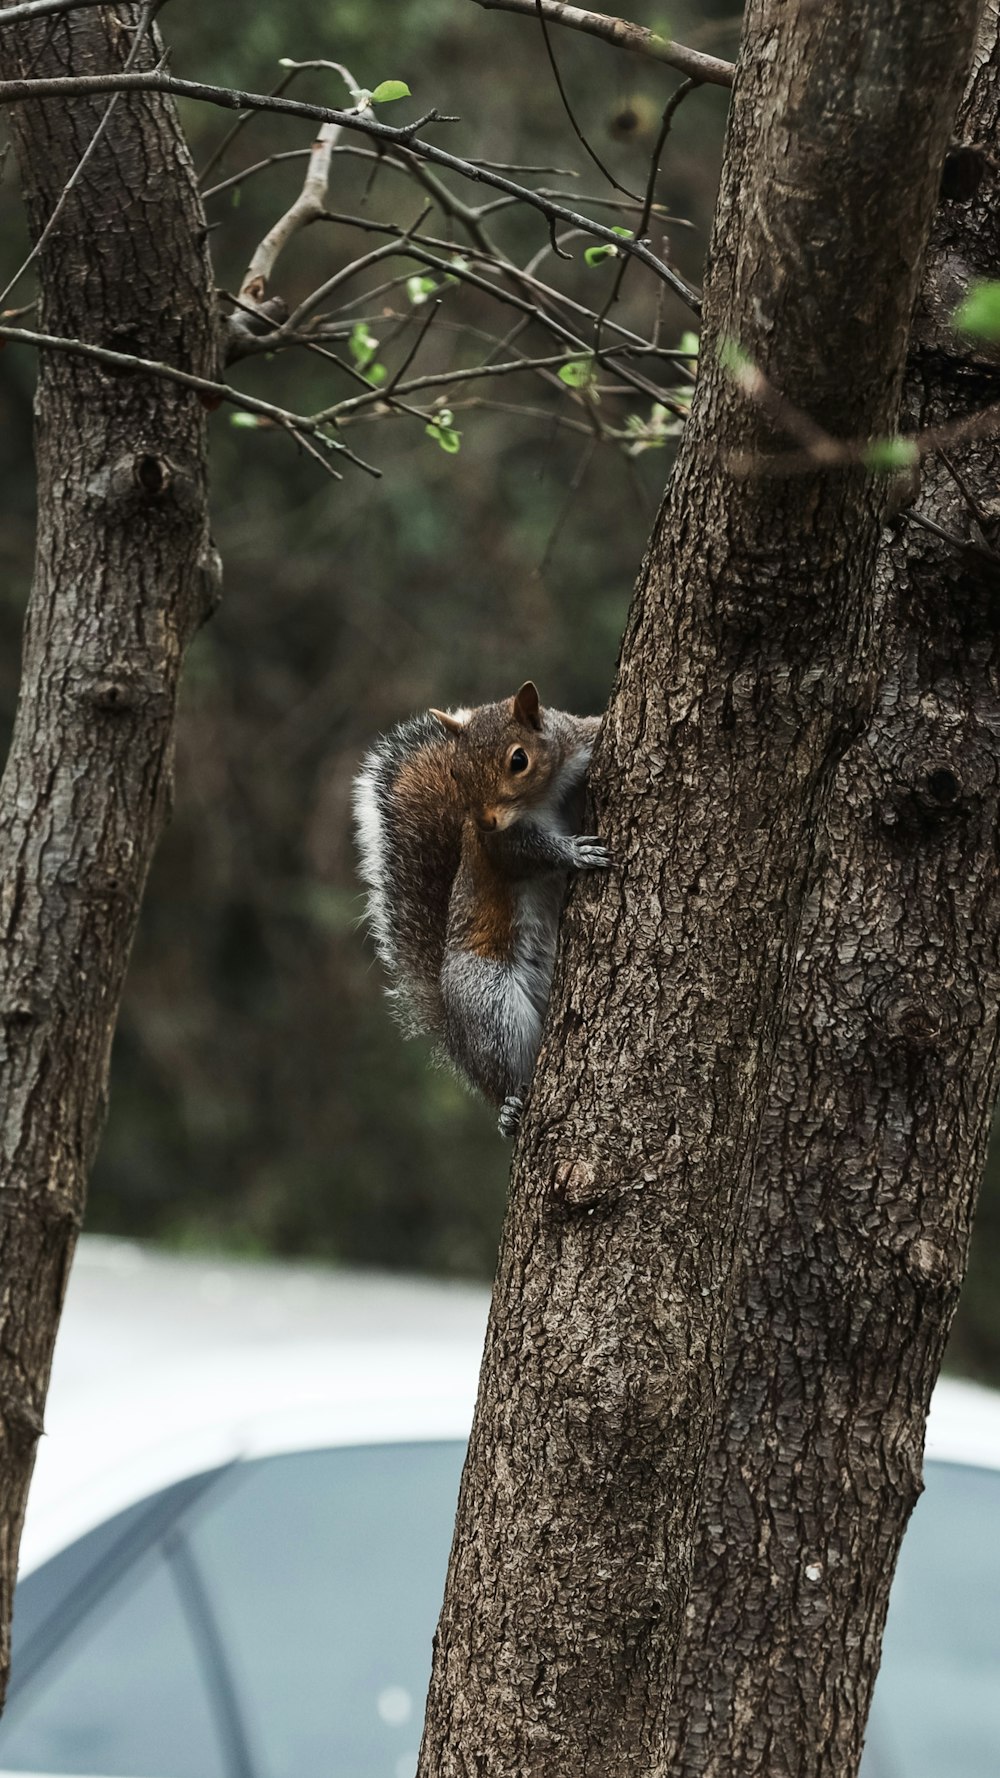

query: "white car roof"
xmin=20 ymin=1236 xmax=1000 ymax=1577
xmin=22 ymin=1238 xmax=491 ymax=1575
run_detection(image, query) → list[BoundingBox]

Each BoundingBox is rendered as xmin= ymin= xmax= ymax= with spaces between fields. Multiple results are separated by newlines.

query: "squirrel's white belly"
xmin=511 ymin=874 xmax=564 ymax=1045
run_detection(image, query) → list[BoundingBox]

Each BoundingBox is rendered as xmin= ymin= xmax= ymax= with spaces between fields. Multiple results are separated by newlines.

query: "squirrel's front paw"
xmin=571 ymin=836 xmax=612 ymax=871
xmin=498 ymin=1094 xmax=523 ymax=1139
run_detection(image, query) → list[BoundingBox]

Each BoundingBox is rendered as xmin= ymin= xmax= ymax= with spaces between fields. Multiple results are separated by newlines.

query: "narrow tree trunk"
xmin=665 ymin=13 xmax=1000 ymax=1776
xmin=417 ymin=2 xmax=981 ymax=1773
xmin=0 ymin=3 xmax=216 ymax=1705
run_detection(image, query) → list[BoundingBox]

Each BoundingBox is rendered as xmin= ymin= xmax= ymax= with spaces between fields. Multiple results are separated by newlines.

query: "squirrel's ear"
xmin=429 ymin=707 xmax=468 ymax=735
xmin=513 ymin=681 xmax=542 ymax=731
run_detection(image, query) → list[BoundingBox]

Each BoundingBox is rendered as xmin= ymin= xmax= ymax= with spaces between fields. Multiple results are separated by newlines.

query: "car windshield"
xmin=0 ymin=1442 xmax=466 ymax=1778
xmin=861 ymin=1460 xmax=1000 ymax=1778
xmin=0 ymin=1446 xmax=996 ymax=1778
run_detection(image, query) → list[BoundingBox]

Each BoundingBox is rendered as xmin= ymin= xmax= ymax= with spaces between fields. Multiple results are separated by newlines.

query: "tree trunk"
xmin=0 ymin=2 xmax=215 ymax=1706
xmin=417 ymin=2 xmax=981 ymax=1774
xmin=665 ymin=11 xmax=1000 ymax=1776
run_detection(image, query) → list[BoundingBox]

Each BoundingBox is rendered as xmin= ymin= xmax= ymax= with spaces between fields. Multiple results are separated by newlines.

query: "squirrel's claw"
xmin=572 ymin=836 xmax=613 ymax=871
xmin=498 ymin=1094 xmax=523 ymax=1139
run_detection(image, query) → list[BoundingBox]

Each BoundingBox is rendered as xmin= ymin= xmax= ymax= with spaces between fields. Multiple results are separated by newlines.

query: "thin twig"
xmin=328 ymin=343 xmax=691 ymax=417
xmin=197 ymin=63 xmax=305 ymax=186
xmin=939 ymin=449 xmax=993 ymax=528
xmin=203 ymin=147 xmax=310 ymax=201
xmin=531 ymin=0 xmax=643 ymax=203
xmin=309 ymin=209 xmax=672 ymax=353
xmin=470 ymin=0 xmax=735 ymax=85
xmin=380 ymin=298 xmax=441 ymax=399
xmin=0 ymin=320 xmax=386 ymax=473
xmin=902 ymin=506 xmax=998 ymax=563
xmin=283 ymin=210 xmax=432 ymax=332
xmin=469 ymin=159 xmax=579 ymax=175
xmin=539 ymin=436 xmax=597 ymax=569
xmin=285 ymin=424 xmax=344 ymax=481
xmin=595 ymin=77 xmax=698 ymax=356
xmin=449 ymin=395 xmax=611 ymax=436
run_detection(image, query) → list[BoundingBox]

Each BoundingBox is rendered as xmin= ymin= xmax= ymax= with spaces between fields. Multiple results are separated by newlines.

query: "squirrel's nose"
xmin=476 ymin=811 xmax=498 ymax=832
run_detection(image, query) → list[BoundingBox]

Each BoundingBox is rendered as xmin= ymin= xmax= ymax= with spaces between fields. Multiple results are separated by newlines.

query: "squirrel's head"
xmin=429 ymin=682 xmax=555 ymax=832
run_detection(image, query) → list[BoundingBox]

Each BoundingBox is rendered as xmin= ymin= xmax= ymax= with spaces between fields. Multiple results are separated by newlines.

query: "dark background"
xmin=1 ymin=0 xmax=996 ymax=1377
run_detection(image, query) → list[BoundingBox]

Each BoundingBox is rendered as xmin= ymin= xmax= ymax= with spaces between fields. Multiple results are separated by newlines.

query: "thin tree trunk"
xmin=0 ymin=2 xmax=216 ymax=1706
xmin=417 ymin=2 xmax=981 ymax=1773
xmin=665 ymin=11 xmax=1000 ymax=1775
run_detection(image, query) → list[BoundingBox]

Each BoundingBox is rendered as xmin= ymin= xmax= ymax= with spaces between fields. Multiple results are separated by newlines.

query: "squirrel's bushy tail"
xmin=352 ymin=712 xmax=464 ymax=1037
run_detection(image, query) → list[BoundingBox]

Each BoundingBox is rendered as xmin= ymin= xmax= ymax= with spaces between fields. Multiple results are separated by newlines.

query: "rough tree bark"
xmin=416 ymin=2 xmax=982 ymax=1775
xmin=0 ymin=3 xmax=216 ymax=1706
xmin=665 ymin=10 xmax=1000 ymax=1776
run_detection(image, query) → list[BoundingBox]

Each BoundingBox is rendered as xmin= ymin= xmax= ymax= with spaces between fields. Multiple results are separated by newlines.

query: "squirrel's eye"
xmin=510 ymin=748 xmax=529 ymax=774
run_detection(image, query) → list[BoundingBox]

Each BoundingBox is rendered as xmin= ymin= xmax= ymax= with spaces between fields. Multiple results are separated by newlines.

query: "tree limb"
xmin=470 ymin=0 xmax=735 ymax=86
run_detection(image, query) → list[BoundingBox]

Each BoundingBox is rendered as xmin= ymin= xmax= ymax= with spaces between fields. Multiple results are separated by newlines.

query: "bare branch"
xmin=203 ymin=147 xmax=309 ymax=201
xmin=0 ymin=319 xmax=382 ymax=475
xmin=0 ymin=70 xmax=701 ymax=308
xmin=327 ymin=342 xmax=693 ymax=419
xmin=470 ymin=0 xmax=735 ymax=86
xmin=304 ymin=208 xmax=680 ymax=357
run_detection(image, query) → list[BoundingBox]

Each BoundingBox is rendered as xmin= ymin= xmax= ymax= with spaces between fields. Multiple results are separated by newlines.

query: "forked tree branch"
xmin=238 ymin=61 xmax=365 ymax=305
xmin=239 ymin=122 xmax=339 ymax=303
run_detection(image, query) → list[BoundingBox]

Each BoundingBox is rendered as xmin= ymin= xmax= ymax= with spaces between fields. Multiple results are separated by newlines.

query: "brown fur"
xmin=449 ymin=819 xmax=517 ymax=963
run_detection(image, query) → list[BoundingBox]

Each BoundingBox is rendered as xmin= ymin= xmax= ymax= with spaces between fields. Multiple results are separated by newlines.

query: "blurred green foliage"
xmin=0 ymin=0 xmax=997 ymax=1379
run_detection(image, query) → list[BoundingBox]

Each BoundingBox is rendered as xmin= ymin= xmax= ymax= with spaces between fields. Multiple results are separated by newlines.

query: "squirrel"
xmin=353 ymin=681 xmax=610 ymax=1135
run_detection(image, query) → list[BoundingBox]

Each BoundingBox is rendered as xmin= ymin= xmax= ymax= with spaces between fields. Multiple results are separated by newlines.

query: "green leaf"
xmin=558 ymin=357 xmax=596 ymax=389
xmin=426 ymin=409 xmax=461 ymax=453
xmin=366 ymin=362 xmax=387 ymax=386
xmin=371 ymin=79 xmax=411 ymax=103
xmin=584 ymin=228 xmax=631 ymax=268
xmin=230 ymin=412 xmax=260 ymax=429
xmin=863 ymin=436 xmax=919 ymax=473
xmin=953 ymin=280 xmax=1000 ymax=341
xmin=406 ymin=273 xmax=438 ymax=305
xmin=349 ymin=321 xmax=380 ymax=369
